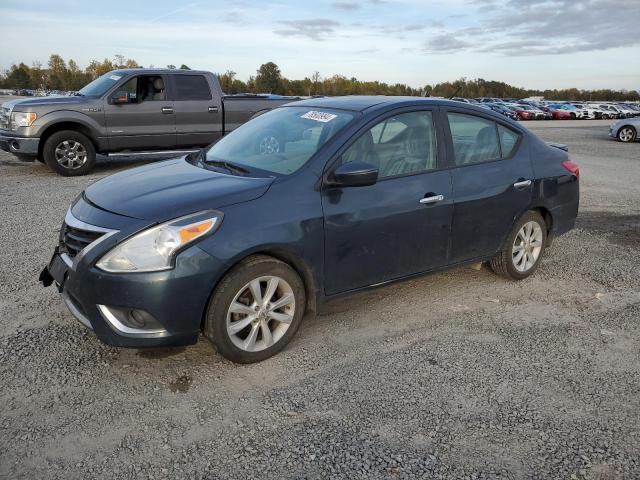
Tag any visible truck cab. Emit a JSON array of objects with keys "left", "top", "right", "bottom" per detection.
[{"left": 0, "top": 69, "right": 298, "bottom": 176}]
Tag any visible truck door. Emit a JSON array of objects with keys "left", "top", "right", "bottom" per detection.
[
  {"left": 169, "top": 74, "right": 223, "bottom": 148},
  {"left": 104, "top": 74, "right": 176, "bottom": 150}
]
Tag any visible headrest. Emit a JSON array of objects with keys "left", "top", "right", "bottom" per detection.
[{"left": 152, "top": 77, "right": 164, "bottom": 90}]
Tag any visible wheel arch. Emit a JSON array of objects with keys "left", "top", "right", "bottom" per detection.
[
  {"left": 199, "top": 246, "right": 319, "bottom": 329},
  {"left": 38, "top": 121, "right": 99, "bottom": 159}
]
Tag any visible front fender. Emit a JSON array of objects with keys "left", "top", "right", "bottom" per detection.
[{"left": 30, "top": 109, "right": 106, "bottom": 139}]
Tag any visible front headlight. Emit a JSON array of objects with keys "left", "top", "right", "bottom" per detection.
[
  {"left": 96, "top": 211, "right": 222, "bottom": 273},
  {"left": 11, "top": 111, "right": 37, "bottom": 129}
]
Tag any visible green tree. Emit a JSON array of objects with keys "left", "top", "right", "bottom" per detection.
[
  {"left": 47, "top": 54, "right": 68, "bottom": 89},
  {"left": 179, "top": 64, "right": 190, "bottom": 70},
  {"left": 255, "top": 62, "right": 282, "bottom": 94}
]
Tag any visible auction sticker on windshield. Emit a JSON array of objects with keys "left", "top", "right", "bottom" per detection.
[
  {"left": 109, "top": 75, "right": 122, "bottom": 81},
  {"left": 301, "top": 111, "right": 337, "bottom": 123}
]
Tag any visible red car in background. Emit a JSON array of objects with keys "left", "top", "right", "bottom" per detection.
[
  {"left": 507, "top": 106, "right": 535, "bottom": 120},
  {"left": 549, "top": 108, "right": 571, "bottom": 120}
]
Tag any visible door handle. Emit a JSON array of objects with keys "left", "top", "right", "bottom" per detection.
[
  {"left": 161, "top": 107, "right": 174, "bottom": 114},
  {"left": 513, "top": 180, "right": 532, "bottom": 188},
  {"left": 208, "top": 106, "right": 219, "bottom": 113},
  {"left": 420, "top": 194, "right": 444, "bottom": 205}
]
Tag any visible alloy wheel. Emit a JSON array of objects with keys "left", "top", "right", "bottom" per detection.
[
  {"left": 55, "top": 140, "right": 87, "bottom": 169},
  {"left": 226, "top": 275, "right": 295, "bottom": 352},
  {"left": 618, "top": 128, "right": 635, "bottom": 142},
  {"left": 512, "top": 221, "right": 543, "bottom": 273}
]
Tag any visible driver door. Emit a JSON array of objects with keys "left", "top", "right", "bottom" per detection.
[
  {"left": 322, "top": 109, "right": 453, "bottom": 295},
  {"left": 104, "top": 74, "right": 176, "bottom": 151}
]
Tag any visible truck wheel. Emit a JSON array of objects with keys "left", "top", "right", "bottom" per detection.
[{"left": 43, "top": 130, "right": 96, "bottom": 176}]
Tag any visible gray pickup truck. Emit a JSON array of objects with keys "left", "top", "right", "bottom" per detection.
[{"left": 0, "top": 69, "right": 298, "bottom": 176}]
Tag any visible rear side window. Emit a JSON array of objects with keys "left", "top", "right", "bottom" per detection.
[
  {"left": 447, "top": 113, "right": 500, "bottom": 165},
  {"left": 172, "top": 75, "right": 211, "bottom": 101},
  {"left": 498, "top": 125, "right": 520, "bottom": 157}
]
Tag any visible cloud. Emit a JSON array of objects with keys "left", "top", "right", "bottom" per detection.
[
  {"left": 332, "top": 1, "right": 361, "bottom": 9},
  {"left": 274, "top": 19, "right": 341, "bottom": 41},
  {"left": 429, "top": 0, "right": 640, "bottom": 55},
  {"left": 423, "top": 33, "right": 472, "bottom": 53}
]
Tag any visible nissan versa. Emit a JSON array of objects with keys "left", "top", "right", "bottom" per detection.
[{"left": 40, "top": 97, "right": 580, "bottom": 363}]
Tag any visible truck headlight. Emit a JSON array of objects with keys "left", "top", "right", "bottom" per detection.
[
  {"left": 96, "top": 211, "right": 222, "bottom": 273},
  {"left": 11, "top": 111, "right": 37, "bottom": 129}
]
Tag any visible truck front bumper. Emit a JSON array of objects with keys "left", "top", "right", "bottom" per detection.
[{"left": 0, "top": 129, "right": 40, "bottom": 156}]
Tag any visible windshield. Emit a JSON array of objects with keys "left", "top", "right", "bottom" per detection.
[
  {"left": 204, "top": 106, "right": 355, "bottom": 175},
  {"left": 78, "top": 72, "right": 125, "bottom": 97}
]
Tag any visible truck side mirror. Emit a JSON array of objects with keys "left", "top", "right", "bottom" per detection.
[{"left": 111, "top": 92, "right": 129, "bottom": 105}]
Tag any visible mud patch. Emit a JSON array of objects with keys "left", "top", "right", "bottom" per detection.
[
  {"left": 169, "top": 375, "right": 192, "bottom": 393},
  {"left": 576, "top": 211, "right": 640, "bottom": 247},
  {"left": 137, "top": 346, "right": 186, "bottom": 359}
]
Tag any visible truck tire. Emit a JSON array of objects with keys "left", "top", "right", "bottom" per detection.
[{"left": 43, "top": 130, "right": 96, "bottom": 176}]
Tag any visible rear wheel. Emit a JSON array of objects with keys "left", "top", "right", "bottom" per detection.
[
  {"left": 490, "top": 211, "right": 547, "bottom": 280},
  {"left": 203, "top": 255, "right": 306, "bottom": 363},
  {"left": 617, "top": 126, "right": 637, "bottom": 143},
  {"left": 43, "top": 130, "right": 96, "bottom": 176}
]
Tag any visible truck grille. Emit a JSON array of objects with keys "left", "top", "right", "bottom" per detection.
[
  {"left": 0, "top": 106, "right": 10, "bottom": 130},
  {"left": 60, "top": 223, "right": 104, "bottom": 258}
]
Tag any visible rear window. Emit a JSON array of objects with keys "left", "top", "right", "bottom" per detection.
[
  {"left": 172, "top": 75, "right": 211, "bottom": 101},
  {"left": 498, "top": 125, "right": 520, "bottom": 157}
]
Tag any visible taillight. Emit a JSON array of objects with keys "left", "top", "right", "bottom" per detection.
[{"left": 562, "top": 160, "right": 580, "bottom": 179}]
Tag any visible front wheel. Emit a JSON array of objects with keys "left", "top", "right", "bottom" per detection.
[
  {"left": 490, "top": 211, "right": 547, "bottom": 280},
  {"left": 617, "top": 126, "right": 637, "bottom": 143},
  {"left": 203, "top": 255, "right": 306, "bottom": 363},
  {"left": 43, "top": 130, "right": 96, "bottom": 176}
]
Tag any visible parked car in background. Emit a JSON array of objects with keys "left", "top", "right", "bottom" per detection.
[
  {"left": 40, "top": 96, "right": 579, "bottom": 363},
  {"left": 506, "top": 105, "right": 535, "bottom": 120},
  {"left": 486, "top": 103, "right": 519, "bottom": 120},
  {"left": 548, "top": 104, "right": 579, "bottom": 119},
  {"left": 597, "top": 104, "right": 620, "bottom": 119},
  {"left": 610, "top": 117, "right": 639, "bottom": 142},
  {"left": 548, "top": 107, "right": 572, "bottom": 120},
  {"left": 0, "top": 69, "right": 299, "bottom": 176}
]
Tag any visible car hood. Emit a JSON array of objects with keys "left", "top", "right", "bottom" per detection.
[
  {"left": 84, "top": 158, "right": 275, "bottom": 222},
  {"left": 4, "top": 96, "right": 91, "bottom": 110}
]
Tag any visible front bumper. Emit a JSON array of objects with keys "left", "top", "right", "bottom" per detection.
[
  {"left": 0, "top": 129, "right": 39, "bottom": 156},
  {"left": 40, "top": 205, "right": 226, "bottom": 348}
]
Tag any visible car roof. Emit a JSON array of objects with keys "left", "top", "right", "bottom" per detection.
[
  {"left": 110, "top": 68, "right": 211, "bottom": 75},
  {"left": 284, "top": 95, "right": 497, "bottom": 114}
]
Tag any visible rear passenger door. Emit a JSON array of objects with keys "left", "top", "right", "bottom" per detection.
[
  {"left": 169, "top": 74, "right": 223, "bottom": 148},
  {"left": 444, "top": 110, "right": 533, "bottom": 263}
]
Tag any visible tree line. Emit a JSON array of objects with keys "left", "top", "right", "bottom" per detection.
[{"left": 1, "top": 54, "right": 638, "bottom": 102}]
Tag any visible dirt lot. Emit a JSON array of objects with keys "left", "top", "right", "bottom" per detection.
[{"left": 1, "top": 121, "right": 639, "bottom": 479}]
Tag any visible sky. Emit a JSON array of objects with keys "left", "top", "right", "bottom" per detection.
[{"left": 1, "top": 0, "right": 639, "bottom": 91}]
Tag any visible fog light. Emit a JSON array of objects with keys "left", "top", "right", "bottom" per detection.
[{"left": 97, "top": 305, "right": 167, "bottom": 336}]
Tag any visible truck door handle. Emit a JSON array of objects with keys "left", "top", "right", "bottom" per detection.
[
  {"left": 420, "top": 194, "right": 444, "bottom": 205},
  {"left": 161, "top": 107, "right": 174, "bottom": 114},
  {"left": 513, "top": 179, "right": 532, "bottom": 189},
  {"left": 208, "top": 106, "right": 219, "bottom": 113}
]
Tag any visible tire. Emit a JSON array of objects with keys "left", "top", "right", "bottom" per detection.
[
  {"left": 570, "top": 113, "right": 576, "bottom": 119},
  {"left": 203, "top": 255, "right": 306, "bottom": 363},
  {"left": 490, "top": 211, "right": 547, "bottom": 281},
  {"left": 43, "top": 130, "right": 96, "bottom": 176},
  {"left": 617, "top": 126, "right": 637, "bottom": 143}
]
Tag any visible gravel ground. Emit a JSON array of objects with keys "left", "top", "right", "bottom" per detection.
[{"left": 1, "top": 121, "right": 639, "bottom": 479}]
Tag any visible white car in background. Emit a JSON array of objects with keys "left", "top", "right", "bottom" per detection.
[
  {"left": 571, "top": 103, "right": 603, "bottom": 119},
  {"left": 597, "top": 104, "right": 620, "bottom": 119}
]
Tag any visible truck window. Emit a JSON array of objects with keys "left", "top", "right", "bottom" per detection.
[{"left": 173, "top": 75, "right": 212, "bottom": 101}]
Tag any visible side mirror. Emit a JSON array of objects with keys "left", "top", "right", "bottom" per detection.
[
  {"left": 111, "top": 91, "right": 129, "bottom": 105},
  {"left": 330, "top": 161, "right": 378, "bottom": 188}
]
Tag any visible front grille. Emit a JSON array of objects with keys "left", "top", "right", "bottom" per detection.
[
  {"left": 0, "top": 107, "right": 10, "bottom": 130},
  {"left": 60, "top": 223, "right": 104, "bottom": 258}
]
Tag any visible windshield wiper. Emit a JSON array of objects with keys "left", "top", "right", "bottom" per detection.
[{"left": 204, "top": 158, "right": 249, "bottom": 176}]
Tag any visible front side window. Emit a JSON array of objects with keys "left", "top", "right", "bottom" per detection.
[
  {"left": 447, "top": 113, "right": 500, "bottom": 165},
  {"left": 341, "top": 111, "right": 437, "bottom": 179},
  {"left": 203, "top": 107, "right": 354, "bottom": 175},
  {"left": 173, "top": 75, "right": 212, "bottom": 101}
]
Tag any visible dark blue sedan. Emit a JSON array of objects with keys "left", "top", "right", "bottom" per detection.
[{"left": 41, "top": 96, "right": 580, "bottom": 363}]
